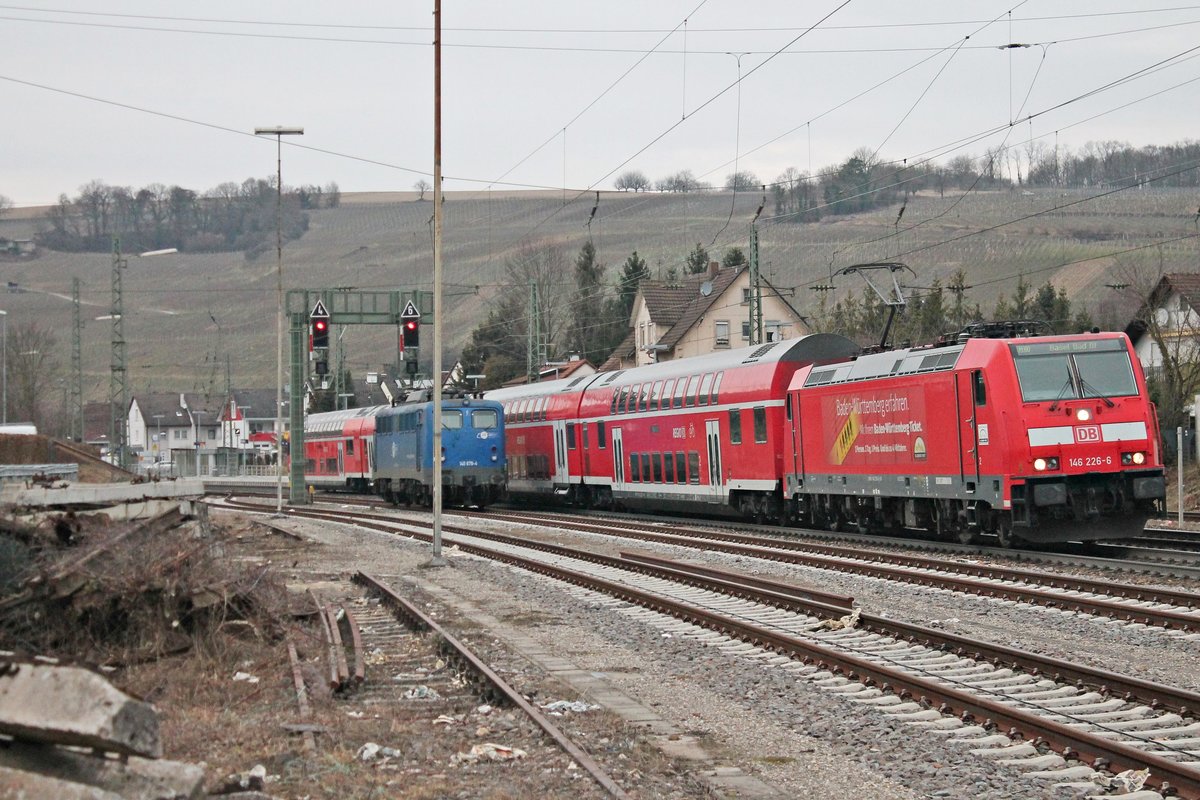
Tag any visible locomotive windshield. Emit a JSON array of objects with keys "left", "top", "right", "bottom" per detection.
[
  {"left": 1010, "top": 339, "right": 1138, "bottom": 402},
  {"left": 472, "top": 408, "right": 499, "bottom": 429}
]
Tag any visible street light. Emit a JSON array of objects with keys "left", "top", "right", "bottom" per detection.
[
  {"left": 0, "top": 309, "right": 7, "bottom": 425},
  {"left": 194, "top": 410, "right": 205, "bottom": 477},
  {"left": 254, "top": 125, "right": 304, "bottom": 514}
]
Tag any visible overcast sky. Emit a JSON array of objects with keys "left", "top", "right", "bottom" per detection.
[{"left": 4, "top": 1, "right": 1200, "bottom": 207}]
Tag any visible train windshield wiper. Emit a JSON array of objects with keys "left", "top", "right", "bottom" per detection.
[
  {"left": 1078, "top": 376, "right": 1116, "bottom": 407},
  {"left": 1047, "top": 374, "right": 1075, "bottom": 411}
]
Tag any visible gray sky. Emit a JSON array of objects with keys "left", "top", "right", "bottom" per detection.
[{"left": 4, "top": 1, "right": 1200, "bottom": 207}]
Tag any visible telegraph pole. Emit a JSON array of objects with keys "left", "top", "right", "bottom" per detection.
[
  {"left": 70, "top": 277, "right": 83, "bottom": 442},
  {"left": 429, "top": 0, "right": 447, "bottom": 566}
]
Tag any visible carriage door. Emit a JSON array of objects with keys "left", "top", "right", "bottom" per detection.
[
  {"left": 705, "top": 419, "right": 723, "bottom": 501},
  {"left": 956, "top": 371, "right": 981, "bottom": 492},
  {"left": 552, "top": 420, "right": 569, "bottom": 485},
  {"left": 611, "top": 427, "right": 625, "bottom": 491}
]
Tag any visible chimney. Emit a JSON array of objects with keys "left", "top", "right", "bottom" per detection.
[{"left": 707, "top": 260, "right": 720, "bottom": 280}]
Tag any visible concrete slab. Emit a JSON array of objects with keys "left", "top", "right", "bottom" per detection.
[
  {"left": 0, "top": 765, "right": 125, "bottom": 800},
  {"left": 0, "top": 663, "right": 161, "bottom": 758},
  {"left": 0, "top": 741, "right": 205, "bottom": 800},
  {"left": 1, "top": 478, "right": 204, "bottom": 507}
]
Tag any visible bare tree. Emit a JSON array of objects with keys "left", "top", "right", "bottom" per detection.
[
  {"left": 614, "top": 170, "right": 650, "bottom": 192},
  {"left": 1113, "top": 252, "right": 1200, "bottom": 433},
  {"left": 724, "top": 171, "right": 760, "bottom": 191},
  {"left": 6, "top": 322, "right": 62, "bottom": 431},
  {"left": 413, "top": 179, "right": 431, "bottom": 201}
]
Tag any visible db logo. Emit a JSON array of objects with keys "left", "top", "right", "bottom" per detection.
[{"left": 1074, "top": 425, "right": 1101, "bottom": 443}]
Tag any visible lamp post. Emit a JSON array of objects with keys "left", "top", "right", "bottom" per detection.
[
  {"left": 254, "top": 125, "right": 304, "bottom": 515},
  {"left": 194, "top": 410, "right": 205, "bottom": 477},
  {"left": 0, "top": 309, "right": 7, "bottom": 425}
]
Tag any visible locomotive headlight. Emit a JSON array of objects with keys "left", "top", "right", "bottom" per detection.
[
  {"left": 1122, "top": 451, "right": 1146, "bottom": 465},
  {"left": 1034, "top": 458, "right": 1048, "bottom": 471},
  {"left": 1133, "top": 451, "right": 1145, "bottom": 464},
  {"left": 491, "top": 446, "right": 498, "bottom": 462},
  {"left": 1076, "top": 408, "right": 1091, "bottom": 422}
]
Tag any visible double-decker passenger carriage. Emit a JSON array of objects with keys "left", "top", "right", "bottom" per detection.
[
  {"left": 784, "top": 329, "right": 1166, "bottom": 545},
  {"left": 372, "top": 397, "right": 506, "bottom": 508},
  {"left": 304, "top": 405, "right": 383, "bottom": 492},
  {"left": 487, "top": 334, "right": 858, "bottom": 520}
]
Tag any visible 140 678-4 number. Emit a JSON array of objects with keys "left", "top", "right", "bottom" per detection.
[{"left": 1068, "top": 455, "right": 1112, "bottom": 468}]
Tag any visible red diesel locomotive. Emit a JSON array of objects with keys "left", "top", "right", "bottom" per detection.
[
  {"left": 784, "top": 330, "right": 1165, "bottom": 545},
  {"left": 488, "top": 327, "right": 1165, "bottom": 546}
]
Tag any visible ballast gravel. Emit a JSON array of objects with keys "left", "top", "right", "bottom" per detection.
[{"left": 256, "top": 508, "right": 1192, "bottom": 799}]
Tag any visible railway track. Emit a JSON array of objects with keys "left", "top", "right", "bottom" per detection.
[
  {"left": 474, "top": 508, "right": 1200, "bottom": 634},
  {"left": 285, "top": 572, "right": 628, "bottom": 798},
  {"left": 219, "top": 496, "right": 1200, "bottom": 798}
]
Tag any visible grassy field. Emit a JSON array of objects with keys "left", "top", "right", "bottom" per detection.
[{"left": 1, "top": 185, "right": 1196, "bottom": 405}]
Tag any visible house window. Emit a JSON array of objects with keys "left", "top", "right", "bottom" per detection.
[
  {"left": 741, "top": 322, "right": 751, "bottom": 340},
  {"left": 742, "top": 287, "right": 751, "bottom": 304},
  {"left": 715, "top": 321, "right": 730, "bottom": 348}
]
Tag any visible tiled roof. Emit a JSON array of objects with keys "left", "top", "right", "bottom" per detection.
[
  {"left": 639, "top": 282, "right": 695, "bottom": 327},
  {"left": 132, "top": 392, "right": 186, "bottom": 421},
  {"left": 656, "top": 266, "right": 744, "bottom": 350},
  {"left": 599, "top": 330, "right": 635, "bottom": 371},
  {"left": 1161, "top": 273, "right": 1200, "bottom": 309}
]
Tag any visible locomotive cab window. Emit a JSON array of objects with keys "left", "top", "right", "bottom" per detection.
[
  {"left": 442, "top": 410, "right": 463, "bottom": 429},
  {"left": 473, "top": 408, "right": 498, "bottom": 429},
  {"left": 973, "top": 371, "right": 987, "bottom": 406},
  {"left": 1010, "top": 339, "right": 1137, "bottom": 402}
]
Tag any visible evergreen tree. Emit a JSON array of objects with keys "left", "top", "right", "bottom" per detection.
[
  {"left": 685, "top": 242, "right": 710, "bottom": 274},
  {"left": 617, "top": 250, "right": 650, "bottom": 321},
  {"left": 722, "top": 247, "right": 747, "bottom": 269}
]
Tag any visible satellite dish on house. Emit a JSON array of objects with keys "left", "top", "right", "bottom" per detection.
[{"left": 700, "top": 280, "right": 713, "bottom": 297}]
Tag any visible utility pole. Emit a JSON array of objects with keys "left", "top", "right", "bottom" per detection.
[
  {"left": 109, "top": 238, "right": 128, "bottom": 471},
  {"left": 748, "top": 225, "right": 762, "bottom": 345},
  {"left": 430, "top": 0, "right": 447, "bottom": 566},
  {"left": 527, "top": 280, "right": 540, "bottom": 384},
  {"left": 70, "top": 277, "right": 83, "bottom": 442}
]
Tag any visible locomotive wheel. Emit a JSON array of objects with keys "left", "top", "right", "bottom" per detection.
[{"left": 995, "top": 520, "right": 1015, "bottom": 548}]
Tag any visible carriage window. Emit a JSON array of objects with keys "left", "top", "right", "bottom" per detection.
[
  {"left": 566, "top": 423, "right": 576, "bottom": 450},
  {"left": 539, "top": 396, "right": 548, "bottom": 420},
  {"left": 652, "top": 453, "right": 663, "bottom": 482},
  {"left": 581, "top": 423, "right": 588, "bottom": 449},
  {"left": 641, "top": 453, "right": 651, "bottom": 481},
  {"left": 442, "top": 410, "right": 463, "bottom": 429},
  {"left": 597, "top": 421, "right": 606, "bottom": 449},
  {"left": 661, "top": 379, "right": 675, "bottom": 410},
  {"left": 663, "top": 452, "right": 675, "bottom": 482},
  {"left": 473, "top": 408, "right": 498, "bottom": 429},
  {"left": 684, "top": 376, "right": 700, "bottom": 407},
  {"left": 672, "top": 379, "right": 687, "bottom": 408},
  {"left": 629, "top": 453, "right": 641, "bottom": 482},
  {"left": 697, "top": 373, "right": 714, "bottom": 406},
  {"left": 710, "top": 372, "right": 723, "bottom": 405},
  {"left": 687, "top": 451, "right": 701, "bottom": 484},
  {"left": 650, "top": 380, "right": 664, "bottom": 411},
  {"left": 675, "top": 452, "right": 686, "bottom": 483},
  {"left": 729, "top": 409, "right": 742, "bottom": 444},
  {"left": 610, "top": 390, "right": 619, "bottom": 415},
  {"left": 753, "top": 407, "right": 767, "bottom": 443},
  {"left": 618, "top": 386, "right": 631, "bottom": 414},
  {"left": 345, "top": 438, "right": 355, "bottom": 455},
  {"left": 640, "top": 384, "right": 652, "bottom": 412}
]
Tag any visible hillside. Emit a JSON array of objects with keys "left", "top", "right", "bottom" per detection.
[{"left": 0, "top": 186, "right": 1194, "bottom": 406}]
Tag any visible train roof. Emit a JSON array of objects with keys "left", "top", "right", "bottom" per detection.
[
  {"left": 797, "top": 331, "right": 1130, "bottom": 389},
  {"left": 486, "top": 333, "right": 857, "bottom": 401},
  {"left": 375, "top": 396, "right": 502, "bottom": 415},
  {"left": 305, "top": 405, "right": 385, "bottom": 434}
]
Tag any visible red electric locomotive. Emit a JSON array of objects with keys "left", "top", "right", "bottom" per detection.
[
  {"left": 486, "top": 334, "right": 859, "bottom": 519},
  {"left": 304, "top": 405, "right": 382, "bottom": 492},
  {"left": 783, "top": 329, "right": 1166, "bottom": 545}
]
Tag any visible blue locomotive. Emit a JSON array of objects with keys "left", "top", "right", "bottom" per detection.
[{"left": 372, "top": 397, "right": 506, "bottom": 508}]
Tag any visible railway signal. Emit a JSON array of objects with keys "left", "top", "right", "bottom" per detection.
[
  {"left": 310, "top": 299, "right": 330, "bottom": 351},
  {"left": 400, "top": 300, "right": 421, "bottom": 352}
]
